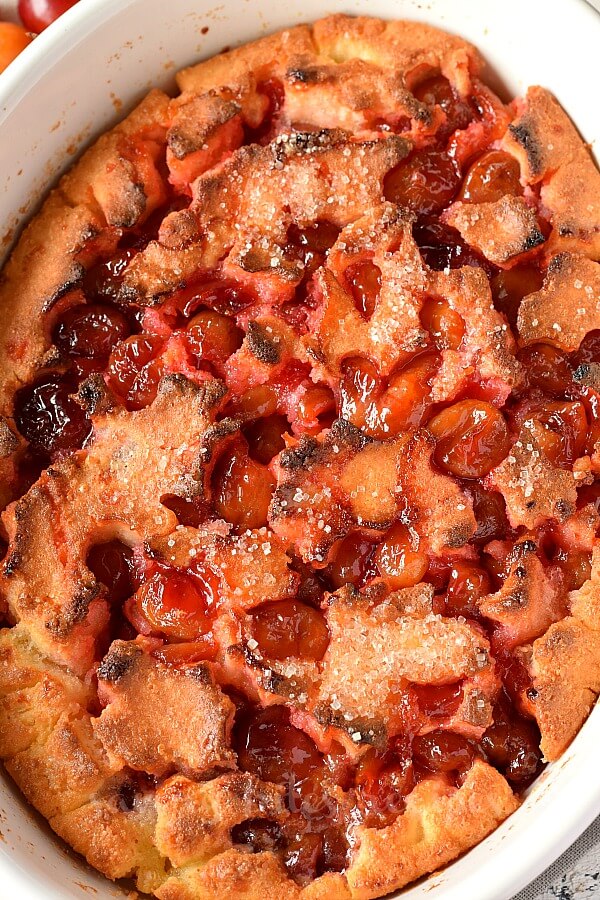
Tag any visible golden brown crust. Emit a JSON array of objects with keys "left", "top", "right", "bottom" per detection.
[
  {"left": 479, "top": 538, "right": 562, "bottom": 649},
  {"left": 0, "top": 376, "right": 224, "bottom": 672},
  {"left": 94, "top": 642, "right": 236, "bottom": 776},
  {"left": 345, "top": 761, "right": 518, "bottom": 899},
  {"left": 155, "top": 772, "right": 286, "bottom": 867},
  {"left": 52, "top": 792, "right": 167, "bottom": 892},
  {"left": 399, "top": 430, "right": 476, "bottom": 553},
  {"left": 443, "top": 196, "right": 545, "bottom": 266},
  {"left": 486, "top": 420, "right": 579, "bottom": 529},
  {"left": 315, "top": 587, "right": 493, "bottom": 748},
  {"left": 517, "top": 253, "right": 600, "bottom": 350},
  {"left": 503, "top": 86, "right": 600, "bottom": 259},
  {"left": 1, "top": 15, "right": 599, "bottom": 900},
  {"left": 529, "top": 617, "right": 600, "bottom": 760}
]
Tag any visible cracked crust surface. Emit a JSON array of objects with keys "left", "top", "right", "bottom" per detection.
[{"left": 0, "top": 13, "right": 598, "bottom": 900}]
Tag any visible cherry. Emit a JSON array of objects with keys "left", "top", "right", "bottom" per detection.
[
  {"left": 443, "top": 562, "right": 491, "bottom": 617},
  {"left": 185, "top": 309, "right": 243, "bottom": 369},
  {"left": 86, "top": 540, "right": 136, "bottom": 603},
  {"left": 345, "top": 260, "right": 381, "bottom": 320},
  {"left": 15, "top": 373, "right": 92, "bottom": 455},
  {"left": 481, "top": 698, "right": 542, "bottom": 786},
  {"left": 413, "top": 218, "right": 493, "bottom": 275},
  {"left": 420, "top": 297, "right": 465, "bottom": 350},
  {"left": 518, "top": 344, "right": 573, "bottom": 396},
  {"left": 82, "top": 248, "right": 137, "bottom": 304},
  {"left": 18, "top": 0, "right": 79, "bottom": 32},
  {"left": 296, "top": 384, "right": 336, "bottom": 434},
  {"left": 250, "top": 600, "right": 329, "bottom": 661},
  {"left": 384, "top": 148, "right": 461, "bottom": 216},
  {"left": 340, "top": 353, "right": 439, "bottom": 438},
  {"left": 491, "top": 264, "right": 543, "bottom": 328},
  {"left": 53, "top": 304, "right": 131, "bottom": 364},
  {"left": 287, "top": 221, "right": 340, "bottom": 280},
  {"left": 355, "top": 742, "right": 415, "bottom": 827},
  {"left": 106, "top": 334, "right": 164, "bottom": 410},
  {"left": 212, "top": 440, "right": 275, "bottom": 529},
  {"left": 243, "top": 414, "right": 287, "bottom": 464},
  {"left": 413, "top": 75, "right": 473, "bottom": 136},
  {"left": 245, "top": 78, "right": 285, "bottom": 144},
  {"left": 176, "top": 279, "right": 256, "bottom": 319},
  {"left": 328, "top": 533, "right": 377, "bottom": 589},
  {"left": 234, "top": 706, "right": 323, "bottom": 802},
  {"left": 572, "top": 330, "right": 600, "bottom": 368},
  {"left": 412, "top": 682, "right": 464, "bottom": 719},
  {"left": 228, "top": 384, "right": 279, "bottom": 420},
  {"left": 412, "top": 731, "right": 476, "bottom": 777},
  {"left": 231, "top": 818, "right": 284, "bottom": 853},
  {"left": 131, "top": 566, "right": 217, "bottom": 640},
  {"left": 427, "top": 400, "right": 511, "bottom": 478},
  {"left": 464, "top": 482, "right": 510, "bottom": 545},
  {"left": 577, "top": 480, "right": 600, "bottom": 517},
  {"left": 0, "top": 22, "right": 32, "bottom": 73},
  {"left": 374, "top": 523, "right": 429, "bottom": 589},
  {"left": 459, "top": 150, "right": 522, "bottom": 204},
  {"left": 152, "top": 636, "right": 217, "bottom": 665}
]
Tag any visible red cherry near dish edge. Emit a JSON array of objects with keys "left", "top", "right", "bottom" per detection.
[{"left": 18, "top": 0, "right": 79, "bottom": 33}]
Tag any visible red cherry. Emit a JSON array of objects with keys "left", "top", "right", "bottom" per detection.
[{"left": 19, "top": 0, "right": 79, "bottom": 33}]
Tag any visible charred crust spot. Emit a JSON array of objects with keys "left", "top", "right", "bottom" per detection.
[
  {"left": 245, "top": 322, "right": 281, "bottom": 365},
  {"left": 508, "top": 121, "right": 542, "bottom": 176},
  {"left": 279, "top": 437, "right": 320, "bottom": 470},
  {"left": 196, "top": 378, "right": 228, "bottom": 413},
  {"left": 77, "top": 375, "right": 113, "bottom": 415},
  {"left": 286, "top": 66, "right": 324, "bottom": 85},
  {"left": 523, "top": 228, "right": 545, "bottom": 252},
  {"left": 186, "top": 663, "right": 212, "bottom": 684},
  {"left": 313, "top": 705, "right": 387, "bottom": 748},
  {"left": 329, "top": 417, "right": 371, "bottom": 450},
  {"left": 555, "top": 498, "right": 574, "bottom": 520},
  {"left": 97, "top": 643, "right": 141, "bottom": 683},
  {"left": 445, "top": 522, "right": 473, "bottom": 549},
  {"left": 42, "top": 263, "right": 86, "bottom": 313},
  {"left": 200, "top": 418, "right": 240, "bottom": 463},
  {"left": 46, "top": 580, "right": 102, "bottom": 636}
]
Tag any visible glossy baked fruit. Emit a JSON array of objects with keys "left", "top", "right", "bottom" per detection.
[{"left": 0, "top": 14, "right": 599, "bottom": 900}]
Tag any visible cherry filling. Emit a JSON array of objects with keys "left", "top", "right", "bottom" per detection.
[
  {"left": 233, "top": 705, "right": 348, "bottom": 880},
  {"left": 106, "top": 334, "right": 165, "bottom": 410},
  {"left": 340, "top": 352, "right": 439, "bottom": 438},
  {"left": 413, "top": 218, "right": 494, "bottom": 275},
  {"left": 126, "top": 562, "right": 218, "bottom": 640},
  {"left": 14, "top": 373, "right": 92, "bottom": 455},
  {"left": 9, "top": 62, "right": 587, "bottom": 881},
  {"left": 212, "top": 438, "right": 275, "bottom": 529},
  {"left": 87, "top": 540, "right": 136, "bottom": 603},
  {"left": 250, "top": 600, "right": 330, "bottom": 661},
  {"left": 459, "top": 150, "right": 522, "bottom": 204},
  {"left": 427, "top": 400, "right": 511, "bottom": 478},
  {"left": 53, "top": 303, "right": 131, "bottom": 367},
  {"left": 384, "top": 148, "right": 461, "bottom": 216},
  {"left": 412, "top": 75, "right": 474, "bottom": 137},
  {"left": 345, "top": 260, "right": 382, "bottom": 320}
]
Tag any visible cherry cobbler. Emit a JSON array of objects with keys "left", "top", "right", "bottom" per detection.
[{"left": 0, "top": 14, "right": 599, "bottom": 900}]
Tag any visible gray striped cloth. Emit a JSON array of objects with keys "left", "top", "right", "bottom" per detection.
[{"left": 514, "top": 818, "right": 600, "bottom": 899}]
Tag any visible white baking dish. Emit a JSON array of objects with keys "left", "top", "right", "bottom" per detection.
[{"left": 0, "top": 0, "right": 599, "bottom": 897}]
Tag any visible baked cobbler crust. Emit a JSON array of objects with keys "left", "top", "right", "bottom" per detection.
[{"left": 0, "top": 14, "right": 599, "bottom": 900}]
